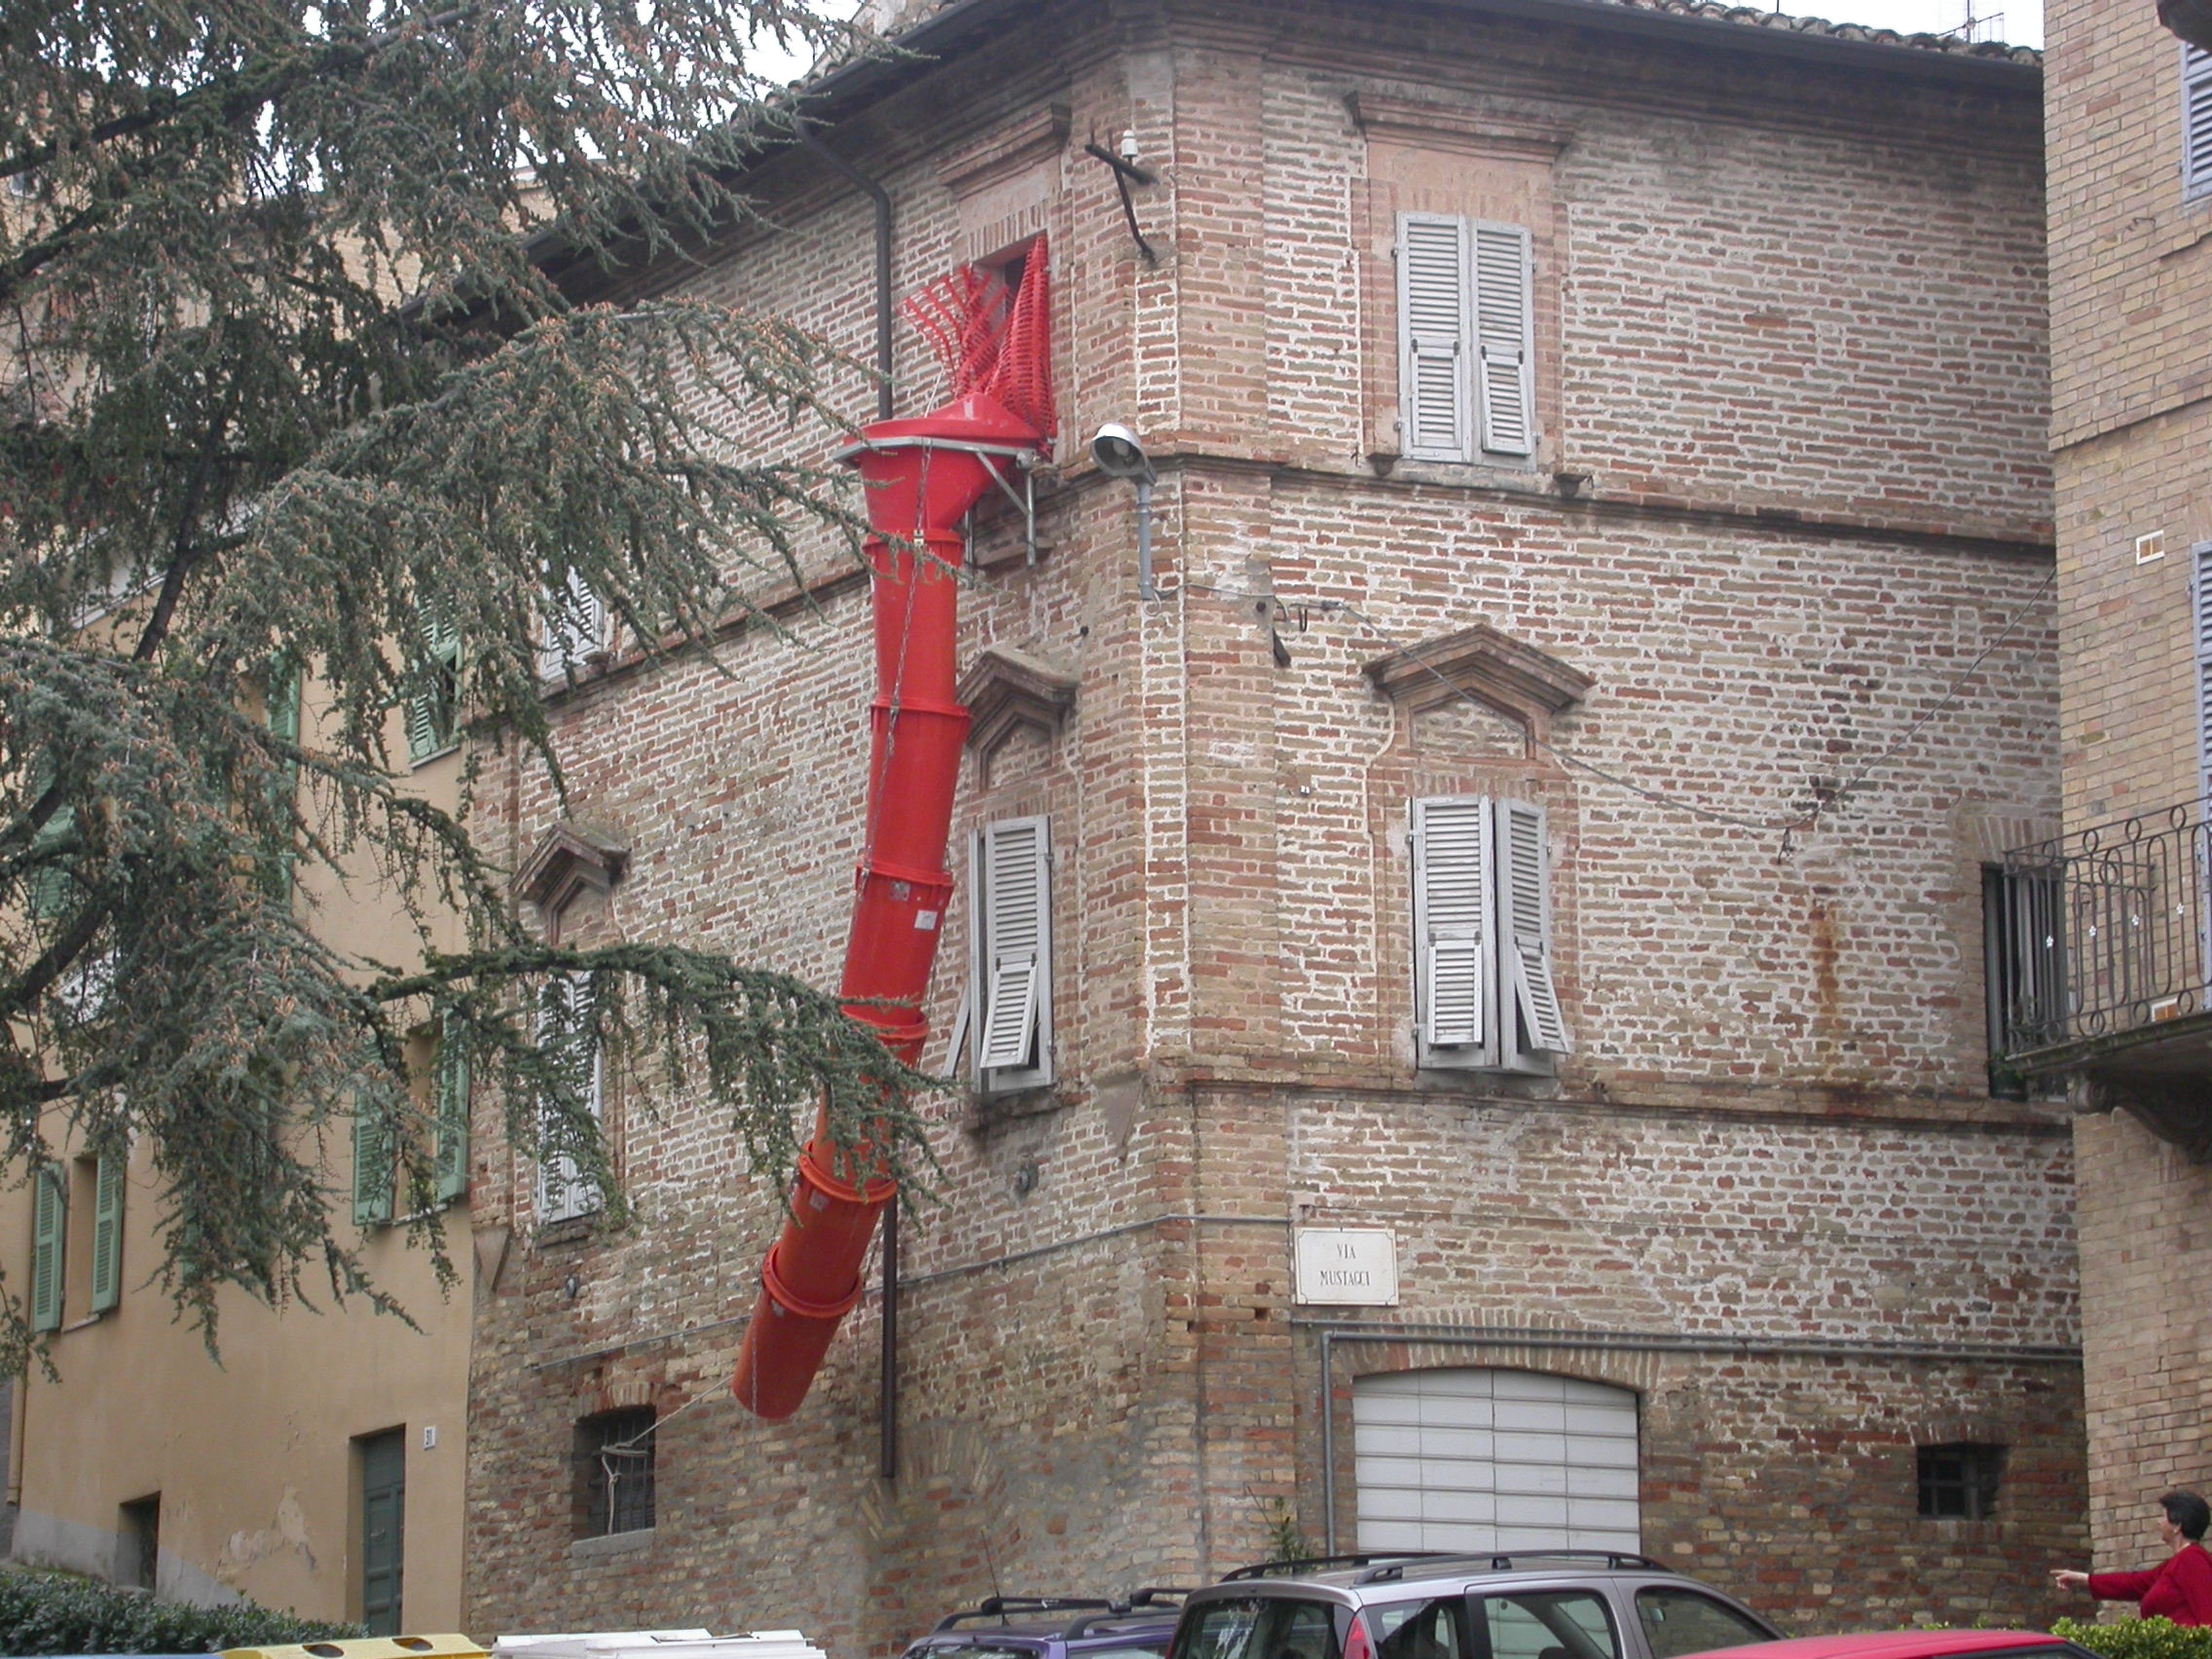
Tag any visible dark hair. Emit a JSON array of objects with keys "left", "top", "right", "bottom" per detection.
[{"left": 2161, "top": 1491, "right": 2211, "bottom": 1541}]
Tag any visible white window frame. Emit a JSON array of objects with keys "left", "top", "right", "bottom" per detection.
[
  {"left": 2186, "top": 46, "right": 2212, "bottom": 203},
  {"left": 1412, "top": 795, "right": 1570, "bottom": 1072},
  {"left": 970, "top": 815, "right": 1054, "bottom": 1094},
  {"left": 1395, "top": 213, "right": 1537, "bottom": 464},
  {"left": 536, "top": 973, "right": 604, "bottom": 1224}
]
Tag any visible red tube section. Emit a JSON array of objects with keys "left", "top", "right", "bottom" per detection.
[{"left": 730, "top": 395, "right": 1042, "bottom": 1420}]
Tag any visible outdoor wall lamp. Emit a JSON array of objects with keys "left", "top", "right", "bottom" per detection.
[{"left": 1092, "top": 422, "right": 1159, "bottom": 600}]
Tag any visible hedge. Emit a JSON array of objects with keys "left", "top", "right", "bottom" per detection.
[
  {"left": 2053, "top": 1619, "right": 2212, "bottom": 1659},
  {"left": 0, "top": 1567, "right": 365, "bottom": 1654}
]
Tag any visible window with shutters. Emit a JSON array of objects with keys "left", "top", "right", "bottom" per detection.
[
  {"left": 1396, "top": 213, "right": 1536, "bottom": 464},
  {"left": 538, "top": 566, "right": 608, "bottom": 688},
  {"left": 352, "top": 1095, "right": 393, "bottom": 1230},
  {"left": 434, "top": 1014, "right": 470, "bottom": 1205},
  {"left": 30, "top": 1161, "right": 64, "bottom": 1333},
  {"left": 1412, "top": 796, "right": 1570, "bottom": 1071},
  {"left": 406, "top": 614, "right": 461, "bottom": 764},
  {"left": 536, "top": 974, "right": 604, "bottom": 1224},
  {"left": 84, "top": 1150, "right": 122, "bottom": 1318},
  {"left": 2186, "top": 47, "right": 2212, "bottom": 201},
  {"left": 970, "top": 816, "right": 1053, "bottom": 1093}
]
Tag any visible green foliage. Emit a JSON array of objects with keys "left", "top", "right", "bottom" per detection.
[
  {"left": 0, "top": 1566, "right": 362, "bottom": 1654},
  {"left": 2053, "top": 1618, "right": 2212, "bottom": 1659},
  {"left": 0, "top": 0, "right": 938, "bottom": 1366}
]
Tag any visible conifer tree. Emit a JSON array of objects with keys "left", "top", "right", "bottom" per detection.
[{"left": 0, "top": 0, "right": 926, "bottom": 1363}]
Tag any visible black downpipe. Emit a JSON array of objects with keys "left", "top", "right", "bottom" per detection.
[
  {"left": 797, "top": 127, "right": 899, "bottom": 1481},
  {"left": 799, "top": 129, "right": 896, "bottom": 424}
]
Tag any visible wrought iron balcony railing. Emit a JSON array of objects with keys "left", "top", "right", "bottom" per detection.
[{"left": 1993, "top": 796, "right": 2212, "bottom": 1063}]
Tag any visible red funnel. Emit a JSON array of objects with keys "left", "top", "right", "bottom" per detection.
[{"left": 731, "top": 391, "right": 1040, "bottom": 1420}]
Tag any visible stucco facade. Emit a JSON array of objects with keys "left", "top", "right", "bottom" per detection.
[
  {"left": 457, "top": 2, "right": 2083, "bottom": 1650},
  {"left": 2, "top": 704, "right": 475, "bottom": 1630}
]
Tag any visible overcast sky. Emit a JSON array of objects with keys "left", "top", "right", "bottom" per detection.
[{"left": 1797, "top": 0, "right": 2042, "bottom": 47}]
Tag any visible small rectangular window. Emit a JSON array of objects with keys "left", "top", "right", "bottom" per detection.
[
  {"left": 1983, "top": 863, "right": 2065, "bottom": 1092},
  {"left": 1395, "top": 214, "right": 1536, "bottom": 463},
  {"left": 1412, "top": 796, "right": 1568, "bottom": 1072},
  {"left": 1918, "top": 1443, "right": 2003, "bottom": 1520},
  {"left": 117, "top": 1493, "right": 160, "bottom": 1592},
  {"left": 537, "top": 975, "right": 603, "bottom": 1224},
  {"left": 575, "top": 1408, "right": 655, "bottom": 1536},
  {"left": 537, "top": 567, "right": 608, "bottom": 687},
  {"left": 2186, "top": 47, "right": 2212, "bottom": 201}
]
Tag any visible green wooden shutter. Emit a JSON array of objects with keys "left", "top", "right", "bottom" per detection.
[
  {"left": 30, "top": 1163, "right": 64, "bottom": 1332},
  {"left": 434, "top": 1017, "right": 470, "bottom": 1204},
  {"left": 352, "top": 1101, "right": 392, "bottom": 1228},
  {"left": 90, "top": 1151, "right": 124, "bottom": 1313},
  {"left": 406, "top": 616, "right": 461, "bottom": 763},
  {"left": 25, "top": 804, "right": 76, "bottom": 920}
]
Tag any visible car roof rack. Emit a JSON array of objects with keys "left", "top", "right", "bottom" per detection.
[
  {"left": 1221, "top": 1553, "right": 1451, "bottom": 1582},
  {"left": 1063, "top": 1591, "right": 1196, "bottom": 1640},
  {"left": 933, "top": 1593, "right": 1195, "bottom": 1640},
  {"left": 1354, "top": 1551, "right": 1667, "bottom": 1585},
  {"left": 933, "top": 1600, "right": 1116, "bottom": 1634}
]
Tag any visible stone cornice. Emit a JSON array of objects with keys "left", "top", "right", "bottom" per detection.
[
  {"left": 939, "top": 102, "right": 1072, "bottom": 198},
  {"left": 516, "top": 822, "right": 630, "bottom": 916},
  {"left": 1363, "top": 621, "right": 1592, "bottom": 720},
  {"left": 1345, "top": 92, "right": 1571, "bottom": 160},
  {"left": 957, "top": 643, "right": 1079, "bottom": 757}
]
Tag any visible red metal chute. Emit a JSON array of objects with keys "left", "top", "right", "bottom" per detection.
[{"left": 730, "top": 243, "right": 1054, "bottom": 1420}]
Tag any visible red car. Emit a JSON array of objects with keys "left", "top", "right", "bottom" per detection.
[{"left": 1685, "top": 1633, "right": 2096, "bottom": 1659}]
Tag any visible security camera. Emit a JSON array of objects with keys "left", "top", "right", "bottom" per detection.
[{"left": 1091, "top": 423, "right": 1155, "bottom": 483}]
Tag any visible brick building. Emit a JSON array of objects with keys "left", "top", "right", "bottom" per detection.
[
  {"left": 1996, "top": 0, "right": 2212, "bottom": 1584},
  {"left": 461, "top": 0, "right": 2083, "bottom": 1646}
]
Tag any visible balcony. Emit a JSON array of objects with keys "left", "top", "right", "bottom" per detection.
[{"left": 1994, "top": 796, "right": 2212, "bottom": 1156}]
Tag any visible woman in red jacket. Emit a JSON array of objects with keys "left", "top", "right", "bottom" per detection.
[{"left": 2052, "top": 1490, "right": 2212, "bottom": 1626}]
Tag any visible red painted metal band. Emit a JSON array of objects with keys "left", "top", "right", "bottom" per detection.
[{"left": 759, "top": 1241, "right": 866, "bottom": 1322}]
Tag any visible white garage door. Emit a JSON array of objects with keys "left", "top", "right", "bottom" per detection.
[{"left": 1353, "top": 1368, "right": 1641, "bottom": 1554}]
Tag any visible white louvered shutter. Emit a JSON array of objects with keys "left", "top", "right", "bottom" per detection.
[
  {"left": 1398, "top": 214, "right": 1473, "bottom": 461},
  {"left": 1414, "top": 796, "right": 1494, "bottom": 1063},
  {"left": 2195, "top": 544, "right": 2212, "bottom": 805},
  {"left": 974, "top": 817, "right": 1052, "bottom": 1086},
  {"left": 1473, "top": 223, "right": 1535, "bottom": 458},
  {"left": 90, "top": 1150, "right": 124, "bottom": 1313},
  {"left": 30, "top": 1163, "right": 63, "bottom": 1332},
  {"left": 2187, "top": 48, "right": 2212, "bottom": 200},
  {"left": 1500, "top": 800, "right": 1571, "bottom": 1054},
  {"left": 538, "top": 568, "right": 607, "bottom": 684},
  {"left": 537, "top": 974, "right": 604, "bottom": 1222}
]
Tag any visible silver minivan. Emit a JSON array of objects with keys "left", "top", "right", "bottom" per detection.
[{"left": 1169, "top": 1553, "right": 1781, "bottom": 1659}]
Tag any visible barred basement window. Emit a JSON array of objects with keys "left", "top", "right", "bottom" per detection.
[
  {"left": 575, "top": 1408, "right": 654, "bottom": 1536},
  {"left": 1918, "top": 1443, "right": 2003, "bottom": 1520}
]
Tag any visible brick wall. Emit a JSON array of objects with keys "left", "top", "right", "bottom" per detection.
[
  {"left": 463, "top": 2, "right": 2080, "bottom": 1649},
  {"left": 2044, "top": 0, "right": 2212, "bottom": 1573}
]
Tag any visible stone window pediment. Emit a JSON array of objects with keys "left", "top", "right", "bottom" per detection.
[
  {"left": 1363, "top": 621, "right": 1592, "bottom": 740},
  {"left": 958, "top": 644, "right": 1078, "bottom": 765},
  {"left": 517, "top": 822, "right": 630, "bottom": 924}
]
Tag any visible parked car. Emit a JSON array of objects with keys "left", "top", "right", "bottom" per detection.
[
  {"left": 1166, "top": 1551, "right": 1781, "bottom": 1659},
  {"left": 1678, "top": 1634, "right": 2098, "bottom": 1659},
  {"left": 904, "top": 1593, "right": 1194, "bottom": 1659}
]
